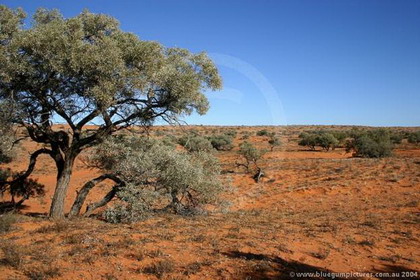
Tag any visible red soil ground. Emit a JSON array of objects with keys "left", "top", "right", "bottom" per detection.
[{"left": 0, "top": 125, "right": 419, "bottom": 279}]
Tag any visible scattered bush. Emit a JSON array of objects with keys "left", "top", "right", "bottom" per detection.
[
  {"left": 298, "top": 131, "right": 339, "bottom": 151},
  {"left": 0, "top": 213, "right": 18, "bottom": 233},
  {"left": 345, "top": 129, "right": 393, "bottom": 158},
  {"left": 389, "top": 131, "right": 405, "bottom": 144},
  {"left": 330, "top": 131, "right": 349, "bottom": 147},
  {"left": 316, "top": 133, "right": 339, "bottom": 151},
  {"left": 0, "top": 241, "right": 25, "bottom": 268},
  {"left": 224, "top": 129, "right": 237, "bottom": 138},
  {"left": 268, "top": 136, "right": 281, "bottom": 151},
  {"left": 178, "top": 135, "right": 213, "bottom": 152},
  {"left": 256, "top": 129, "right": 270, "bottom": 136},
  {"left": 237, "top": 142, "right": 266, "bottom": 172},
  {"left": 142, "top": 259, "right": 175, "bottom": 278},
  {"left": 207, "top": 134, "right": 234, "bottom": 151},
  {"left": 407, "top": 131, "right": 420, "bottom": 144},
  {"left": 298, "top": 132, "right": 319, "bottom": 151}
]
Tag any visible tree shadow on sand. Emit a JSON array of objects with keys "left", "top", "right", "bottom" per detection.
[
  {"left": 0, "top": 201, "right": 28, "bottom": 214},
  {"left": 223, "top": 251, "right": 345, "bottom": 280},
  {"left": 223, "top": 251, "right": 419, "bottom": 280}
]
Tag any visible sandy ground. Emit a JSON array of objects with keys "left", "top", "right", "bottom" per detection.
[{"left": 0, "top": 126, "right": 419, "bottom": 279}]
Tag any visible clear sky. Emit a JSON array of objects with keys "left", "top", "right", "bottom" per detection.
[{"left": 2, "top": 0, "right": 420, "bottom": 126}]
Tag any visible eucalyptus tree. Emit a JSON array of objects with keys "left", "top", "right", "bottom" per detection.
[{"left": 0, "top": 6, "right": 222, "bottom": 218}]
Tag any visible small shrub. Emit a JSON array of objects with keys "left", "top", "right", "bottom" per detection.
[
  {"left": 331, "top": 130, "right": 349, "bottom": 146},
  {"left": 0, "top": 213, "right": 18, "bottom": 233},
  {"left": 407, "top": 131, "right": 420, "bottom": 144},
  {"left": 268, "top": 136, "right": 281, "bottom": 151},
  {"left": 23, "top": 264, "right": 61, "bottom": 280},
  {"left": 346, "top": 129, "right": 393, "bottom": 158},
  {"left": 96, "top": 136, "right": 222, "bottom": 223},
  {"left": 0, "top": 241, "right": 26, "bottom": 268},
  {"left": 207, "top": 134, "right": 233, "bottom": 151},
  {"left": 142, "top": 259, "right": 175, "bottom": 278},
  {"left": 298, "top": 131, "right": 338, "bottom": 151},
  {"left": 298, "top": 132, "right": 318, "bottom": 150},
  {"left": 256, "top": 129, "right": 270, "bottom": 136},
  {"left": 35, "top": 220, "right": 70, "bottom": 233},
  {"left": 103, "top": 197, "right": 151, "bottom": 224},
  {"left": 178, "top": 135, "right": 213, "bottom": 152},
  {"left": 390, "top": 131, "right": 404, "bottom": 144},
  {"left": 225, "top": 129, "right": 237, "bottom": 138},
  {"left": 237, "top": 142, "right": 266, "bottom": 172},
  {"left": 316, "top": 133, "right": 339, "bottom": 151}
]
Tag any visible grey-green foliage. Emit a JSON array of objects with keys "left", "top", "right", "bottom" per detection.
[
  {"left": 0, "top": 6, "right": 222, "bottom": 217},
  {"left": 345, "top": 129, "right": 393, "bottom": 158},
  {"left": 1, "top": 7, "right": 222, "bottom": 117},
  {"left": 298, "top": 131, "right": 338, "bottom": 151},
  {"left": 316, "top": 133, "right": 339, "bottom": 151},
  {"left": 237, "top": 141, "right": 266, "bottom": 172},
  {"left": 178, "top": 134, "right": 213, "bottom": 152},
  {"left": 207, "top": 134, "right": 234, "bottom": 151},
  {"left": 407, "top": 131, "right": 420, "bottom": 144},
  {"left": 256, "top": 129, "right": 270, "bottom": 136},
  {"left": 0, "top": 101, "right": 45, "bottom": 203},
  {"left": 298, "top": 132, "right": 318, "bottom": 150},
  {"left": 0, "top": 101, "right": 16, "bottom": 163},
  {"left": 89, "top": 136, "right": 222, "bottom": 222},
  {"left": 268, "top": 135, "right": 281, "bottom": 151}
]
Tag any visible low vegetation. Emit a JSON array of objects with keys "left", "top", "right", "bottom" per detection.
[
  {"left": 345, "top": 129, "right": 394, "bottom": 158},
  {"left": 84, "top": 136, "right": 222, "bottom": 222},
  {"left": 237, "top": 141, "right": 266, "bottom": 173},
  {"left": 208, "top": 134, "right": 234, "bottom": 151},
  {"left": 298, "top": 131, "right": 339, "bottom": 151}
]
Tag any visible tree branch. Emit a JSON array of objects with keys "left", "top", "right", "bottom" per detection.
[{"left": 69, "top": 173, "right": 123, "bottom": 216}]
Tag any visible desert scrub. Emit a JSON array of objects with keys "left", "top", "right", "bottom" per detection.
[
  {"left": 0, "top": 213, "right": 18, "bottom": 233},
  {"left": 89, "top": 136, "right": 223, "bottom": 223},
  {"left": 298, "top": 131, "right": 339, "bottom": 151},
  {"left": 237, "top": 141, "right": 266, "bottom": 173},
  {"left": 178, "top": 134, "right": 214, "bottom": 152},
  {"left": 256, "top": 129, "right": 271, "bottom": 136},
  {"left": 142, "top": 259, "right": 175, "bottom": 278},
  {"left": 207, "top": 134, "right": 234, "bottom": 151},
  {"left": 346, "top": 129, "right": 393, "bottom": 158}
]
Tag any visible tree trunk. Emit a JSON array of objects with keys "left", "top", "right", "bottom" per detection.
[
  {"left": 49, "top": 155, "right": 76, "bottom": 218},
  {"left": 69, "top": 174, "right": 122, "bottom": 217},
  {"left": 83, "top": 185, "right": 119, "bottom": 217}
]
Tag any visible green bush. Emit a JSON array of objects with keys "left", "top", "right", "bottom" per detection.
[
  {"left": 298, "top": 132, "right": 318, "bottom": 150},
  {"left": 0, "top": 214, "right": 18, "bottom": 233},
  {"left": 407, "top": 131, "right": 420, "bottom": 144},
  {"left": 207, "top": 134, "right": 234, "bottom": 151},
  {"left": 178, "top": 135, "right": 213, "bottom": 152},
  {"left": 316, "top": 133, "right": 339, "bottom": 151},
  {"left": 268, "top": 136, "right": 281, "bottom": 151},
  {"left": 89, "top": 136, "right": 222, "bottom": 222},
  {"left": 237, "top": 142, "right": 266, "bottom": 172},
  {"left": 389, "top": 131, "right": 404, "bottom": 144},
  {"left": 224, "top": 129, "right": 237, "bottom": 138},
  {"left": 256, "top": 129, "right": 270, "bottom": 136},
  {"left": 345, "top": 129, "right": 393, "bottom": 158},
  {"left": 330, "top": 131, "right": 349, "bottom": 147},
  {"left": 298, "top": 131, "right": 338, "bottom": 151}
]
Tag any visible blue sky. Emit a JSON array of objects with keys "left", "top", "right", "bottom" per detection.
[{"left": 2, "top": 0, "right": 420, "bottom": 126}]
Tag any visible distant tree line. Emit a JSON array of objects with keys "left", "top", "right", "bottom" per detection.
[{"left": 298, "top": 128, "right": 420, "bottom": 158}]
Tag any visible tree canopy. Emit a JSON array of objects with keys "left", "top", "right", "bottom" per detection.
[{"left": 0, "top": 6, "right": 222, "bottom": 217}]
